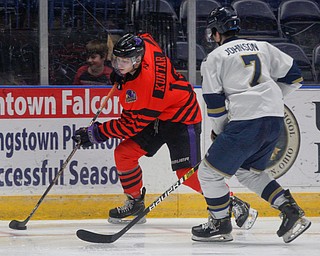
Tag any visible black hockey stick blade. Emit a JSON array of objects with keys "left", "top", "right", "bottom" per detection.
[
  {"left": 9, "top": 219, "right": 28, "bottom": 230},
  {"left": 77, "top": 228, "right": 122, "bottom": 243},
  {"left": 76, "top": 163, "right": 200, "bottom": 243},
  {"left": 77, "top": 229, "right": 113, "bottom": 243},
  {"left": 77, "top": 205, "right": 150, "bottom": 243}
]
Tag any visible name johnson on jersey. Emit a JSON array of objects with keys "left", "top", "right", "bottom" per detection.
[{"left": 224, "top": 42, "right": 259, "bottom": 55}]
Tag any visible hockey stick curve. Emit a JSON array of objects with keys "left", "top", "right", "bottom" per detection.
[
  {"left": 9, "top": 84, "right": 118, "bottom": 230},
  {"left": 76, "top": 162, "right": 200, "bottom": 243}
]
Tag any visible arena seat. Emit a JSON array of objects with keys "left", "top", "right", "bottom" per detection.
[
  {"left": 133, "top": 0, "right": 178, "bottom": 20},
  {"left": 273, "top": 42, "right": 317, "bottom": 83},
  {"left": 278, "top": 0, "right": 320, "bottom": 57},
  {"left": 231, "top": 0, "right": 281, "bottom": 38},
  {"left": 170, "top": 41, "right": 207, "bottom": 70},
  {"left": 179, "top": 0, "right": 221, "bottom": 50},
  {"left": 312, "top": 44, "right": 320, "bottom": 82}
]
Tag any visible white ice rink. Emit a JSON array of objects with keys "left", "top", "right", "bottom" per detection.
[{"left": 0, "top": 218, "right": 319, "bottom": 256}]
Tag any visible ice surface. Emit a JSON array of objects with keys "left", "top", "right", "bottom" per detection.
[{"left": 1, "top": 218, "right": 319, "bottom": 256}]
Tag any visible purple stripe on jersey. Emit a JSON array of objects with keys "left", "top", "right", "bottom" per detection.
[{"left": 187, "top": 124, "right": 197, "bottom": 167}]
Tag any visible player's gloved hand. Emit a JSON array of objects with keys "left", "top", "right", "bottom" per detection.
[
  {"left": 72, "top": 122, "right": 108, "bottom": 148},
  {"left": 211, "top": 130, "right": 218, "bottom": 142},
  {"left": 110, "top": 71, "right": 124, "bottom": 89}
]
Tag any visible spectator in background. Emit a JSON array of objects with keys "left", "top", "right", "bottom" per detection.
[{"left": 73, "top": 39, "right": 113, "bottom": 85}]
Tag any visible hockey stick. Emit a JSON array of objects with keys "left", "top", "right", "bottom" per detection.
[
  {"left": 76, "top": 162, "right": 200, "bottom": 243},
  {"left": 9, "top": 84, "right": 117, "bottom": 230}
]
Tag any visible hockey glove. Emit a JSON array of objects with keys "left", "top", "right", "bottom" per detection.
[
  {"left": 110, "top": 71, "right": 124, "bottom": 89},
  {"left": 72, "top": 122, "right": 108, "bottom": 148}
]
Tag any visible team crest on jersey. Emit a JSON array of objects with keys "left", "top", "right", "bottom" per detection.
[
  {"left": 265, "top": 105, "right": 300, "bottom": 179},
  {"left": 125, "top": 89, "right": 137, "bottom": 103}
]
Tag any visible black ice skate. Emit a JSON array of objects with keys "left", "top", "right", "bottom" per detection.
[
  {"left": 277, "top": 189, "right": 311, "bottom": 243},
  {"left": 231, "top": 196, "right": 258, "bottom": 230},
  {"left": 192, "top": 213, "right": 233, "bottom": 242},
  {"left": 108, "top": 187, "right": 146, "bottom": 224}
]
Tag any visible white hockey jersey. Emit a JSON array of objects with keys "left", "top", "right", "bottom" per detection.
[{"left": 201, "top": 38, "right": 303, "bottom": 133}]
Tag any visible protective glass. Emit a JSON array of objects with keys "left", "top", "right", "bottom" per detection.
[{"left": 86, "top": 50, "right": 104, "bottom": 58}]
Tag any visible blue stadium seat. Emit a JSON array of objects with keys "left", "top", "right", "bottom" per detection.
[
  {"left": 179, "top": 0, "right": 221, "bottom": 52},
  {"left": 278, "top": 0, "right": 320, "bottom": 57},
  {"left": 279, "top": 0, "right": 320, "bottom": 23},
  {"left": 179, "top": 0, "right": 221, "bottom": 21},
  {"left": 171, "top": 41, "right": 207, "bottom": 70},
  {"left": 273, "top": 42, "right": 316, "bottom": 83},
  {"left": 133, "top": 0, "right": 178, "bottom": 20},
  {"left": 265, "top": 0, "right": 282, "bottom": 12},
  {"left": 313, "top": 44, "right": 320, "bottom": 82},
  {"left": 232, "top": 0, "right": 281, "bottom": 38}
]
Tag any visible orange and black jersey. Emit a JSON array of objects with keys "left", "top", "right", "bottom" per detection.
[{"left": 99, "top": 33, "right": 202, "bottom": 139}]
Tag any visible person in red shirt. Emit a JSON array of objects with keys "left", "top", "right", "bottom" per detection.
[
  {"left": 73, "top": 33, "right": 257, "bottom": 227},
  {"left": 73, "top": 39, "right": 112, "bottom": 85}
]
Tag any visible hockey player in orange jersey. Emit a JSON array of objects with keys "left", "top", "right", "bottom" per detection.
[{"left": 73, "top": 33, "right": 257, "bottom": 228}]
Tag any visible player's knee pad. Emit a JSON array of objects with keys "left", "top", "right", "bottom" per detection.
[
  {"left": 198, "top": 160, "right": 229, "bottom": 198},
  {"left": 176, "top": 168, "right": 202, "bottom": 193},
  {"left": 114, "top": 139, "right": 147, "bottom": 171},
  {"left": 235, "top": 168, "right": 273, "bottom": 196}
]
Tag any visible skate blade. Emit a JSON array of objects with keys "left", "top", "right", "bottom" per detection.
[
  {"left": 241, "top": 208, "right": 258, "bottom": 230},
  {"left": 192, "top": 233, "right": 233, "bottom": 242},
  {"left": 108, "top": 216, "right": 147, "bottom": 225},
  {"left": 282, "top": 217, "right": 311, "bottom": 243}
]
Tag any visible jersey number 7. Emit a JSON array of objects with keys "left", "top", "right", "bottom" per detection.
[{"left": 241, "top": 54, "right": 261, "bottom": 87}]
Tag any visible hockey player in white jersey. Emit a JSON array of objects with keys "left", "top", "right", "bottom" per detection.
[{"left": 192, "top": 6, "right": 311, "bottom": 243}]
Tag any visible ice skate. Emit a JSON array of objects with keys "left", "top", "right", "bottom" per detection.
[
  {"left": 277, "top": 190, "right": 311, "bottom": 243},
  {"left": 108, "top": 187, "right": 146, "bottom": 224},
  {"left": 192, "top": 212, "right": 233, "bottom": 242},
  {"left": 231, "top": 196, "right": 258, "bottom": 230}
]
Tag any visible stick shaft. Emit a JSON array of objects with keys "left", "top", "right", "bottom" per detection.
[
  {"left": 14, "top": 84, "right": 117, "bottom": 226},
  {"left": 114, "top": 163, "right": 199, "bottom": 240},
  {"left": 90, "top": 83, "right": 117, "bottom": 125},
  {"left": 76, "top": 162, "right": 200, "bottom": 243}
]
